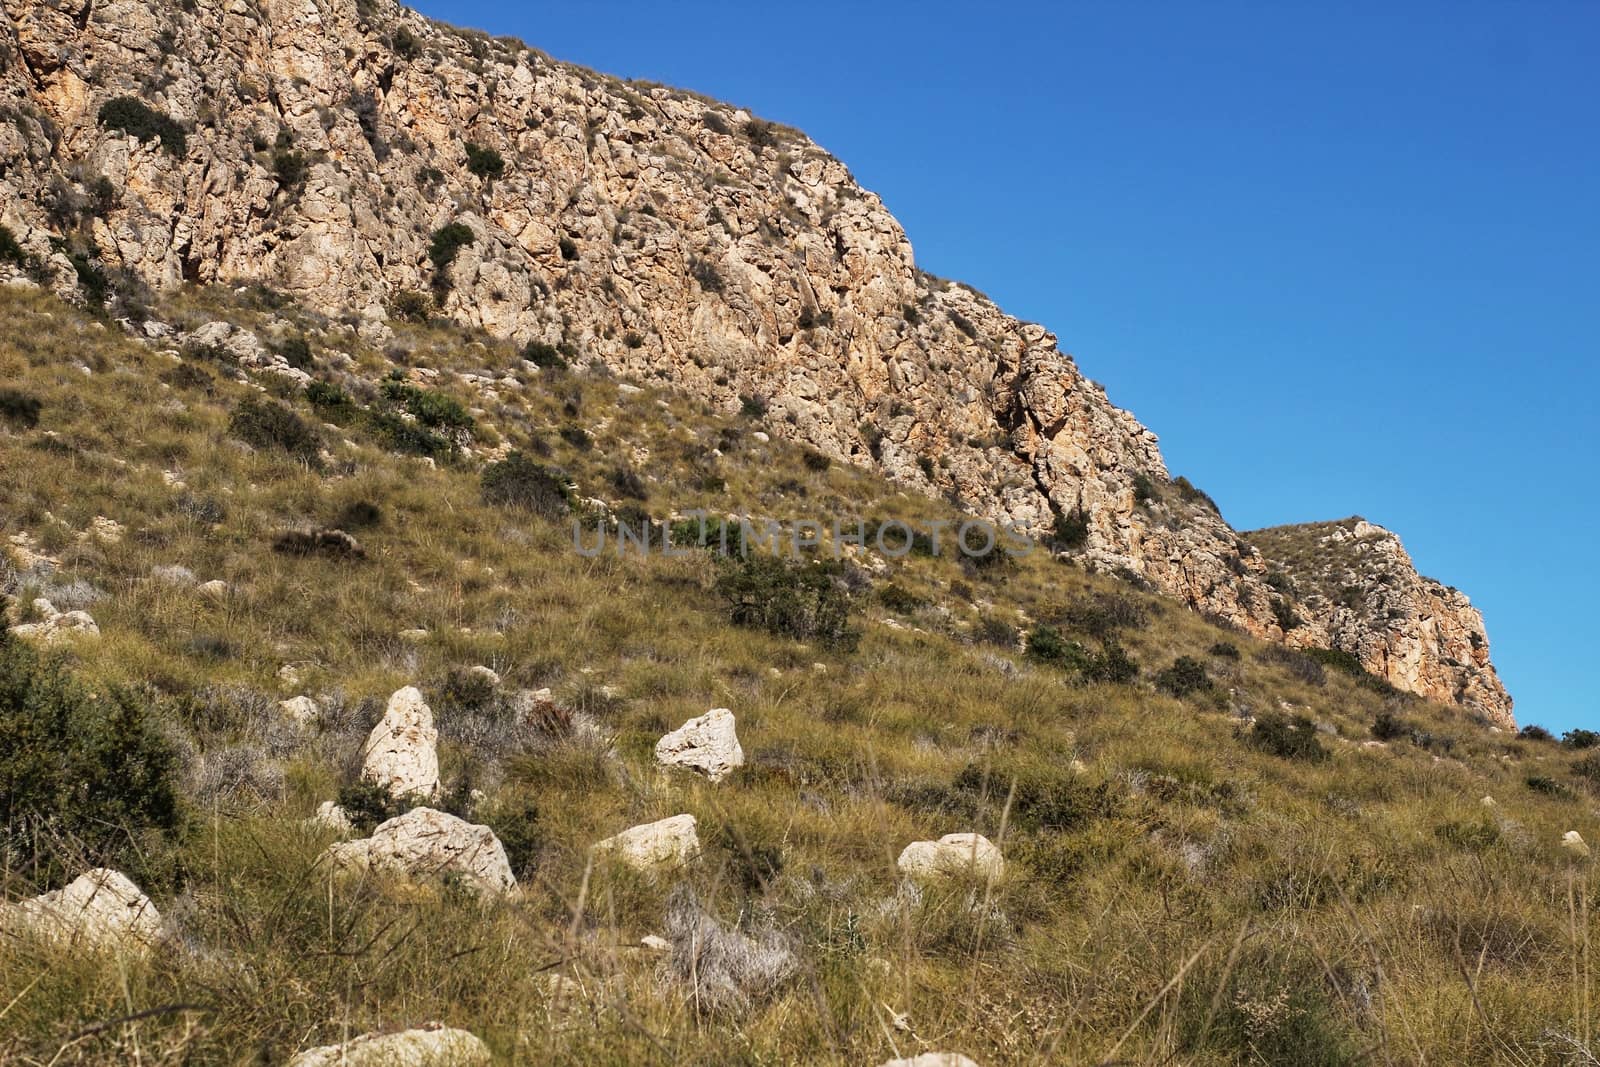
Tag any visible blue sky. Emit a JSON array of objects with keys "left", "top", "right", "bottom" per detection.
[{"left": 414, "top": 1, "right": 1598, "bottom": 732}]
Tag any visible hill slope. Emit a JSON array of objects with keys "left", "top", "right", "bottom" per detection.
[
  {"left": 0, "top": 0, "right": 1508, "bottom": 722},
  {"left": 0, "top": 277, "right": 1586, "bottom": 1066}
]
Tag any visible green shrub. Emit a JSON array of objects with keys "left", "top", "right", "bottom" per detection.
[
  {"left": 669, "top": 514, "right": 745, "bottom": 555},
  {"left": 523, "top": 340, "right": 568, "bottom": 370},
  {"left": 1371, "top": 710, "right": 1413, "bottom": 742},
  {"left": 1271, "top": 599, "right": 1301, "bottom": 632},
  {"left": 464, "top": 142, "right": 506, "bottom": 179},
  {"left": 877, "top": 583, "right": 925, "bottom": 615},
  {"left": 952, "top": 761, "right": 1121, "bottom": 833},
  {"left": 1572, "top": 753, "right": 1600, "bottom": 788},
  {"left": 97, "top": 96, "right": 187, "bottom": 155},
  {"left": 0, "top": 388, "right": 42, "bottom": 428},
  {"left": 1027, "top": 626, "right": 1137, "bottom": 684},
  {"left": 716, "top": 556, "right": 859, "bottom": 650},
  {"left": 740, "top": 394, "right": 768, "bottom": 419},
  {"left": 1172, "top": 474, "right": 1220, "bottom": 514},
  {"left": 228, "top": 397, "right": 322, "bottom": 463},
  {"left": 1245, "top": 712, "right": 1328, "bottom": 762},
  {"left": 1174, "top": 945, "right": 1362, "bottom": 1067},
  {"left": 1562, "top": 729, "right": 1600, "bottom": 750},
  {"left": 1519, "top": 724, "right": 1554, "bottom": 742},
  {"left": 1209, "top": 641, "right": 1241, "bottom": 659},
  {"left": 381, "top": 380, "right": 474, "bottom": 431},
  {"left": 392, "top": 26, "right": 420, "bottom": 59},
  {"left": 1131, "top": 472, "right": 1156, "bottom": 504},
  {"left": 365, "top": 408, "right": 450, "bottom": 457},
  {"left": 1303, "top": 646, "right": 1365, "bottom": 676},
  {"left": 1062, "top": 592, "right": 1146, "bottom": 639},
  {"left": 335, "top": 779, "right": 409, "bottom": 834},
  {"left": 0, "top": 629, "right": 183, "bottom": 891},
  {"left": 801, "top": 449, "right": 831, "bottom": 473},
  {"left": 1526, "top": 774, "right": 1571, "bottom": 798},
  {"left": 306, "top": 379, "right": 352, "bottom": 412},
  {"left": 482, "top": 452, "right": 573, "bottom": 517},
  {"left": 1256, "top": 644, "right": 1326, "bottom": 686},
  {"left": 272, "top": 149, "right": 308, "bottom": 188},
  {"left": 1155, "top": 656, "right": 1211, "bottom": 697},
  {"left": 390, "top": 289, "right": 433, "bottom": 322},
  {"left": 0, "top": 224, "right": 25, "bottom": 266},
  {"left": 271, "top": 333, "right": 314, "bottom": 370},
  {"left": 428, "top": 221, "right": 475, "bottom": 274},
  {"left": 1436, "top": 818, "right": 1501, "bottom": 851},
  {"left": 68, "top": 250, "right": 109, "bottom": 308}
]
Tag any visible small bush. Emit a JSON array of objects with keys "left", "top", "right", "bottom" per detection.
[
  {"left": 1246, "top": 712, "right": 1328, "bottom": 762},
  {"left": 1271, "top": 599, "right": 1302, "bottom": 632},
  {"left": 1131, "top": 472, "right": 1156, "bottom": 504},
  {"left": 1526, "top": 774, "right": 1571, "bottom": 798},
  {"left": 429, "top": 222, "right": 475, "bottom": 276},
  {"left": 271, "top": 334, "right": 314, "bottom": 370},
  {"left": 523, "top": 340, "right": 568, "bottom": 369},
  {"left": 1519, "top": 724, "right": 1554, "bottom": 742},
  {"left": 702, "top": 111, "right": 731, "bottom": 135},
  {"left": 334, "top": 500, "right": 383, "bottom": 530},
  {"left": 390, "top": 289, "right": 433, "bottom": 322},
  {"left": 1172, "top": 474, "right": 1220, "bottom": 514},
  {"left": 739, "top": 394, "right": 768, "bottom": 419},
  {"left": 1572, "top": 753, "right": 1600, "bottom": 788},
  {"left": 716, "top": 555, "right": 859, "bottom": 650},
  {"left": 1371, "top": 710, "right": 1413, "bottom": 742},
  {"left": 306, "top": 380, "right": 352, "bottom": 412},
  {"left": 481, "top": 452, "right": 573, "bottom": 517},
  {"left": 1303, "top": 646, "right": 1366, "bottom": 677},
  {"left": 1155, "top": 656, "right": 1212, "bottom": 697},
  {"left": 0, "top": 630, "right": 184, "bottom": 891},
  {"left": 1051, "top": 508, "right": 1089, "bottom": 550},
  {"left": 1256, "top": 644, "right": 1326, "bottom": 687},
  {"left": 365, "top": 409, "right": 450, "bottom": 457},
  {"left": 0, "top": 224, "right": 26, "bottom": 266},
  {"left": 690, "top": 256, "right": 724, "bottom": 293},
  {"left": 272, "top": 149, "right": 308, "bottom": 188},
  {"left": 228, "top": 397, "right": 322, "bottom": 463},
  {"left": 392, "top": 26, "right": 420, "bottom": 59},
  {"left": 382, "top": 380, "right": 474, "bottom": 431},
  {"left": 97, "top": 96, "right": 186, "bottom": 155},
  {"left": 464, "top": 142, "right": 506, "bottom": 179},
  {"left": 0, "top": 388, "right": 42, "bottom": 429},
  {"left": 335, "top": 779, "right": 408, "bottom": 834},
  {"left": 877, "top": 583, "right": 925, "bottom": 615},
  {"left": 1562, "top": 729, "right": 1600, "bottom": 750},
  {"left": 801, "top": 449, "right": 831, "bottom": 473},
  {"left": 1063, "top": 592, "right": 1146, "bottom": 639},
  {"left": 743, "top": 118, "right": 778, "bottom": 148},
  {"left": 1210, "top": 641, "right": 1240, "bottom": 659}
]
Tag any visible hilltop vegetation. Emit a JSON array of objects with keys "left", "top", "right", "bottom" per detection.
[{"left": 0, "top": 284, "right": 1591, "bottom": 1065}]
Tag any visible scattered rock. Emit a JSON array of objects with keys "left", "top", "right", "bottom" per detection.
[
  {"left": 655, "top": 707, "right": 744, "bottom": 783},
  {"left": 640, "top": 934, "right": 671, "bottom": 953},
  {"left": 323, "top": 807, "right": 516, "bottom": 896},
  {"left": 466, "top": 664, "right": 501, "bottom": 688},
  {"left": 151, "top": 564, "right": 196, "bottom": 585},
  {"left": 279, "top": 696, "right": 320, "bottom": 726},
  {"left": 199, "top": 579, "right": 230, "bottom": 599},
  {"left": 1562, "top": 831, "right": 1590, "bottom": 859},
  {"left": 286, "top": 1023, "right": 491, "bottom": 1067},
  {"left": 398, "top": 628, "right": 431, "bottom": 642},
  {"left": 878, "top": 1055, "right": 981, "bottom": 1067},
  {"left": 0, "top": 869, "right": 161, "bottom": 953},
  {"left": 312, "top": 800, "right": 354, "bottom": 834},
  {"left": 593, "top": 814, "right": 700, "bottom": 873},
  {"left": 897, "top": 834, "right": 1005, "bottom": 883},
  {"left": 1480, "top": 795, "right": 1497, "bottom": 809},
  {"left": 12, "top": 598, "right": 99, "bottom": 644},
  {"left": 360, "top": 686, "right": 440, "bottom": 799},
  {"left": 84, "top": 516, "right": 125, "bottom": 544}
]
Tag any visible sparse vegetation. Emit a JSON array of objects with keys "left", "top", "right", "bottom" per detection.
[
  {"left": 464, "top": 141, "right": 506, "bottom": 180},
  {"left": 716, "top": 555, "right": 859, "bottom": 650},
  {"left": 227, "top": 396, "right": 322, "bottom": 463},
  {"left": 481, "top": 451, "right": 573, "bottom": 516}
]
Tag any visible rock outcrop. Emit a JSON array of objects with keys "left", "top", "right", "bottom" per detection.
[
  {"left": 322, "top": 806, "right": 517, "bottom": 895},
  {"left": 0, "top": 0, "right": 1507, "bottom": 718},
  {"left": 287, "top": 1023, "right": 492, "bottom": 1067},
  {"left": 359, "top": 686, "right": 440, "bottom": 799},
  {"left": 0, "top": 868, "right": 161, "bottom": 953},
  {"left": 655, "top": 707, "right": 744, "bottom": 783},
  {"left": 1246, "top": 519, "right": 1512, "bottom": 727}
]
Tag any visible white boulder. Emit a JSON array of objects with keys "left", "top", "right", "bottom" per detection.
[
  {"left": 593, "top": 814, "right": 700, "bottom": 873},
  {"left": 655, "top": 707, "right": 744, "bottom": 782},
  {"left": 360, "top": 686, "right": 439, "bottom": 799},
  {"left": 280, "top": 696, "right": 321, "bottom": 726},
  {"left": 12, "top": 599, "right": 99, "bottom": 644},
  {"left": 0, "top": 868, "right": 161, "bottom": 953},
  {"left": 879, "top": 1055, "right": 981, "bottom": 1067},
  {"left": 897, "top": 834, "right": 1005, "bottom": 883},
  {"left": 287, "top": 1023, "right": 491, "bottom": 1067},
  {"left": 1563, "top": 831, "right": 1591, "bottom": 859},
  {"left": 323, "top": 807, "right": 517, "bottom": 896}
]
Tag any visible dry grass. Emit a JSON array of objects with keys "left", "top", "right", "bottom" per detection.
[{"left": 0, "top": 285, "right": 1596, "bottom": 1064}]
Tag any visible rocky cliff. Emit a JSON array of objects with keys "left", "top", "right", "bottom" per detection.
[{"left": 0, "top": 0, "right": 1511, "bottom": 723}]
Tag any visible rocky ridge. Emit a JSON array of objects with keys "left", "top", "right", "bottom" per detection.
[{"left": 0, "top": 0, "right": 1508, "bottom": 721}]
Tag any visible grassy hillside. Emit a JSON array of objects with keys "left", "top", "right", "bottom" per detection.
[{"left": 0, "top": 284, "right": 1596, "bottom": 1065}]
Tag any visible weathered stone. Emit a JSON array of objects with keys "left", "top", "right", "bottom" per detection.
[
  {"left": 897, "top": 834, "right": 1005, "bottom": 883},
  {"left": 360, "top": 686, "right": 440, "bottom": 799},
  {"left": 1562, "top": 831, "right": 1590, "bottom": 859},
  {"left": 879, "top": 1055, "right": 981, "bottom": 1067},
  {"left": 286, "top": 1023, "right": 491, "bottom": 1067},
  {"left": 594, "top": 814, "right": 700, "bottom": 873},
  {"left": 0, "top": 868, "right": 161, "bottom": 953},
  {"left": 655, "top": 707, "right": 744, "bottom": 782},
  {"left": 323, "top": 807, "right": 516, "bottom": 896},
  {"left": 280, "top": 695, "right": 320, "bottom": 726}
]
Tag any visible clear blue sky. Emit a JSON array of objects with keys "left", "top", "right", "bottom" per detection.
[{"left": 414, "top": 1, "right": 1599, "bottom": 732}]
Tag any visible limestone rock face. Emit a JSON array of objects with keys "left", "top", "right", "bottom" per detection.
[
  {"left": 897, "top": 834, "right": 1005, "bottom": 883},
  {"left": 0, "top": 868, "right": 161, "bottom": 953},
  {"left": 594, "top": 814, "right": 701, "bottom": 873},
  {"left": 0, "top": 0, "right": 1508, "bottom": 718},
  {"left": 655, "top": 707, "right": 744, "bottom": 782},
  {"left": 360, "top": 686, "right": 440, "bottom": 799},
  {"left": 286, "top": 1023, "right": 492, "bottom": 1067},
  {"left": 1246, "top": 519, "right": 1513, "bottom": 728},
  {"left": 323, "top": 807, "right": 517, "bottom": 896}
]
